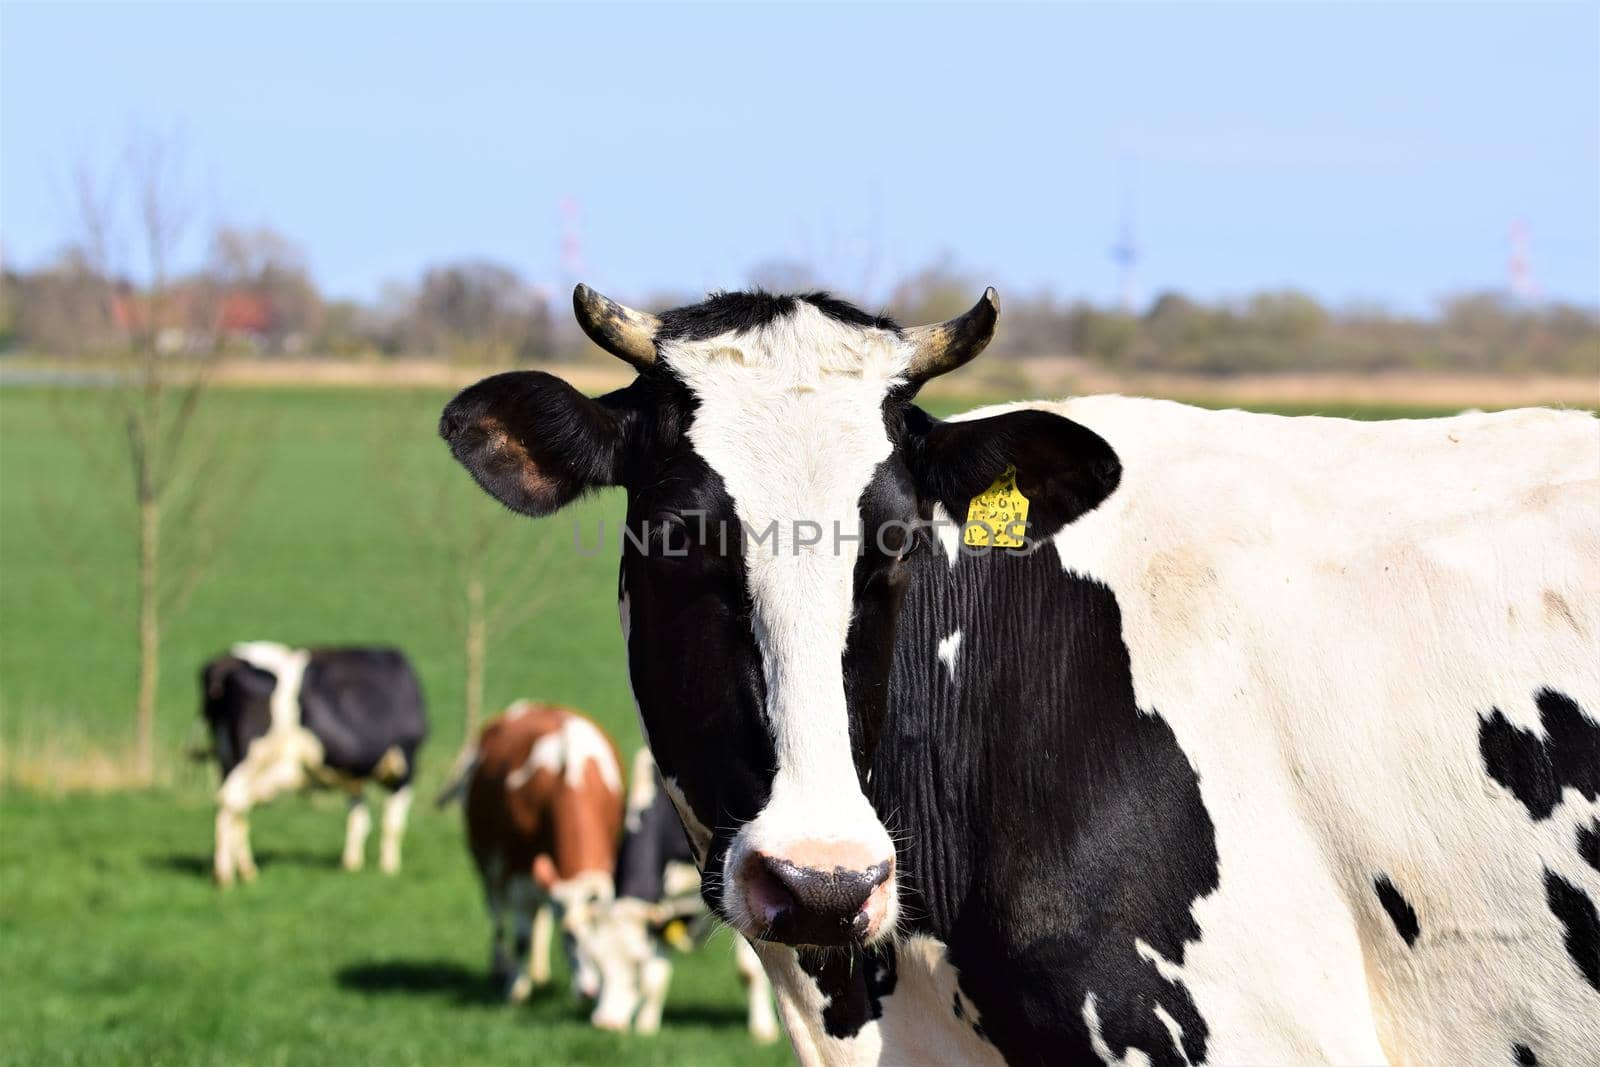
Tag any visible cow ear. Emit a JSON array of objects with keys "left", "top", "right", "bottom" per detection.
[
  {"left": 908, "top": 406, "right": 1121, "bottom": 543},
  {"left": 201, "top": 658, "right": 234, "bottom": 700},
  {"left": 439, "top": 371, "right": 637, "bottom": 517}
]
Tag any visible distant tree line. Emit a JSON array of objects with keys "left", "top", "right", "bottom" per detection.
[
  {"left": 886, "top": 266, "right": 1599, "bottom": 376},
  {"left": 3, "top": 232, "right": 1595, "bottom": 375}
]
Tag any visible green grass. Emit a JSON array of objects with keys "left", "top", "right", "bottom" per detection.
[
  {"left": 0, "top": 787, "right": 790, "bottom": 1066},
  {"left": 0, "top": 382, "right": 1497, "bottom": 1064}
]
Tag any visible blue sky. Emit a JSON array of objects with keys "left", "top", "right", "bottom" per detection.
[{"left": 3, "top": 2, "right": 1596, "bottom": 312}]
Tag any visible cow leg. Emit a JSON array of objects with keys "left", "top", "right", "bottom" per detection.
[
  {"left": 214, "top": 806, "right": 238, "bottom": 887},
  {"left": 482, "top": 857, "right": 514, "bottom": 984},
  {"left": 505, "top": 878, "right": 542, "bottom": 1003},
  {"left": 736, "top": 936, "right": 780, "bottom": 1043},
  {"left": 342, "top": 793, "right": 372, "bottom": 872},
  {"left": 215, "top": 751, "right": 307, "bottom": 887},
  {"left": 634, "top": 947, "right": 673, "bottom": 1035},
  {"left": 378, "top": 784, "right": 412, "bottom": 875},
  {"left": 529, "top": 898, "right": 555, "bottom": 987},
  {"left": 232, "top": 810, "right": 257, "bottom": 883}
]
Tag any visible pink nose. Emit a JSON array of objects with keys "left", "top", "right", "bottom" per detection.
[{"left": 738, "top": 844, "right": 893, "bottom": 947}]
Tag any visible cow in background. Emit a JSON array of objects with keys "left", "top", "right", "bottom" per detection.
[
  {"left": 199, "top": 641, "right": 427, "bottom": 887},
  {"left": 587, "top": 749, "right": 779, "bottom": 1041},
  {"left": 440, "top": 700, "right": 624, "bottom": 1003}
]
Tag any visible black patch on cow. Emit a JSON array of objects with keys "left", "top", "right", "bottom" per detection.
[
  {"left": 1577, "top": 819, "right": 1600, "bottom": 874},
  {"left": 1374, "top": 875, "right": 1421, "bottom": 947},
  {"left": 617, "top": 440, "right": 777, "bottom": 905},
  {"left": 653, "top": 290, "right": 899, "bottom": 344},
  {"left": 795, "top": 943, "right": 897, "bottom": 1040},
  {"left": 1479, "top": 689, "right": 1600, "bottom": 820},
  {"left": 863, "top": 543, "right": 1218, "bottom": 1067},
  {"left": 1545, "top": 869, "right": 1600, "bottom": 991},
  {"left": 1513, "top": 1042, "right": 1538, "bottom": 1066},
  {"left": 199, "top": 648, "right": 427, "bottom": 785},
  {"left": 199, "top": 657, "right": 275, "bottom": 776},
  {"left": 613, "top": 773, "right": 695, "bottom": 903}
]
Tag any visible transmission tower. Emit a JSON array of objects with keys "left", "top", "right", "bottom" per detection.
[
  {"left": 1508, "top": 218, "right": 1537, "bottom": 301},
  {"left": 1111, "top": 158, "right": 1140, "bottom": 313},
  {"left": 559, "top": 196, "right": 585, "bottom": 295}
]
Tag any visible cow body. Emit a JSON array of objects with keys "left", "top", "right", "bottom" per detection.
[
  {"left": 454, "top": 701, "right": 624, "bottom": 1002},
  {"left": 587, "top": 750, "right": 779, "bottom": 1040},
  {"left": 200, "top": 642, "right": 427, "bottom": 886},
  {"left": 758, "top": 399, "right": 1600, "bottom": 1066},
  {"left": 441, "top": 288, "right": 1599, "bottom": 1066}
]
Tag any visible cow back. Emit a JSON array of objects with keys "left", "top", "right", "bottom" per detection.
[{"left": 299, "top": 648, "right": 428, "bottom": 783}]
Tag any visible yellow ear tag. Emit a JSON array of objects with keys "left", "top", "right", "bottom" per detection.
[
  {"left": 963, "top": 465, "right": 1029, "bottom": 548},
  {"left": 662, "top": 919, "right": 692, "bottom": 951}
]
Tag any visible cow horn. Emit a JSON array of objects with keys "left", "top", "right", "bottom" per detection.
[
  {"left": 573, "top": 284, "right": 660, "bottom": 369},
  {"left": 904, "top": 287, "right": 1000, "bottom": 383}
]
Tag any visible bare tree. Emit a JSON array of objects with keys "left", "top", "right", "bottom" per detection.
[
  {"left": 400, "top": 260, "right": 553, "bottom": 363},
  {"left": 40, "top": 135, "right": 258, "bottom": 782},
  {"left": 209, "top": 225, "right": 322, "bottom": 352}
]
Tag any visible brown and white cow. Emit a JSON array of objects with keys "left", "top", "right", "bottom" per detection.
[{"left": 441, "top": 700, "right": 624, "bottom": 1002}]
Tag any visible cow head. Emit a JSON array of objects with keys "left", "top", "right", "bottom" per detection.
[{"left": 440, "top": 286, "right": 1119, "bottom": 948}]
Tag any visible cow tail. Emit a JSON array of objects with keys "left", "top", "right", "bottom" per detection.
[{"left": 434, "top": 743, "right": 480, "bottom": 809}]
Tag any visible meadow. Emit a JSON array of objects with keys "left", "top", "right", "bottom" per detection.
[{"left": 0, "top": 381, "right": 1483, "bottom": 1065}]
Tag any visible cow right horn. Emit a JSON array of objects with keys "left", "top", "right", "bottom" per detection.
[
  {"left": 573, "top": 284, "right": 660, "bottom": 370},
  {"left": 904, "top": 287, "right": 1000, "bottom": 384}
]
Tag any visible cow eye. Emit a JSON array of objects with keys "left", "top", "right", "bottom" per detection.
[{"left": 648, "top": 512, "right": 693, "bottom": 556}]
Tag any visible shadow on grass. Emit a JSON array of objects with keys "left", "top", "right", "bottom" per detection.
[
  {"left": 336, "top": 959, "right": 520, "bottom": 1008},
  {"left": 658, "top": 1003, "right": 756, "bottom": 1030},
  {"left": 148, "top": 849, "right": 341, "bottom": 879}
]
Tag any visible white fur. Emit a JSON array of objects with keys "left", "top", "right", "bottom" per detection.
[
  {"left": 660, "top": 774, "right": 712, "bottom": 862},
  {"left": 506, "top": 714, "right": 622, "bottom": 795},
  {"left": 720, "top": 397, "right": 1598, "bottom": 1065},
  {"left": 214, "top": 642, "right": 320, "bottom": 886},
  {"left": 755, "top": 934, "right": 1005, "bottom": 1067},
  {"left": 935, "top": 630, "right": 962, "bottom": 683},
  {"left": 663, "top": 304, "right": 907, "bottom": 937},
  {"left": 1025, "top": 397, "right": 1598, "bottom": 1064},
  {"left": 342, "top": 798, "right": 372, "bottom": 871},
  {"left": 378, "top": 784, "right": 412, "bottom": 875}
]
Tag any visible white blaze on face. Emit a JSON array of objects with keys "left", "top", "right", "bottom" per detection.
[{"left": 663, "top": 303, "right": 907, "bottom": 936}]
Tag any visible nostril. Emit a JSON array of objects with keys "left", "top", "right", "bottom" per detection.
[
  {"left": 761, "top": 855, "right": 892, "bottom": 919},
  {"left": 743, "top": 853, "right": 802, "bottom": 926}
]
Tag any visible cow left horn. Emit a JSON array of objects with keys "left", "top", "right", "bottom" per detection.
[
  {"left": 573, "top": 284, "right": 660, "bottom": 369},
  {"left": 904, "top": 288, "right": 1000, "bottom": 383}
]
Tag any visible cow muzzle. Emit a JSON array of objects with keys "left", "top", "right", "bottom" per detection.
[{"left": 734, "top": 843, "right": 894, "bottom": 947}]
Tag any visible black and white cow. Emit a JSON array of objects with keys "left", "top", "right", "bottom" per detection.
[
  {"left": 200, "top": 642, "right": 428, "bottom": 887},
  {"left": 585, "top": 749, "right": 778, "bottom": 1041},
  {"left": 440, "top": 285, "right": 1599, "bottom": 1065}
]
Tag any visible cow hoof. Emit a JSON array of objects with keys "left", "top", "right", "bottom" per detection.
[
  {"left": 236, "top": 866, "right": 258, "bottom": 884},
  {"left": 506, "top": 975, "right": 533, "bottom": 1004},
  {"left": 342, "top": 857, "right": 365, "bottom": 873},
  {"left": 378, "top": 859, "right": 399, "bottom": 876},
  {"left": 214, "top": 873, "right": 235, "bottom": 889},
  {"left": 752, "top": 1026, "right": 780, "bottom": 1045}
]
